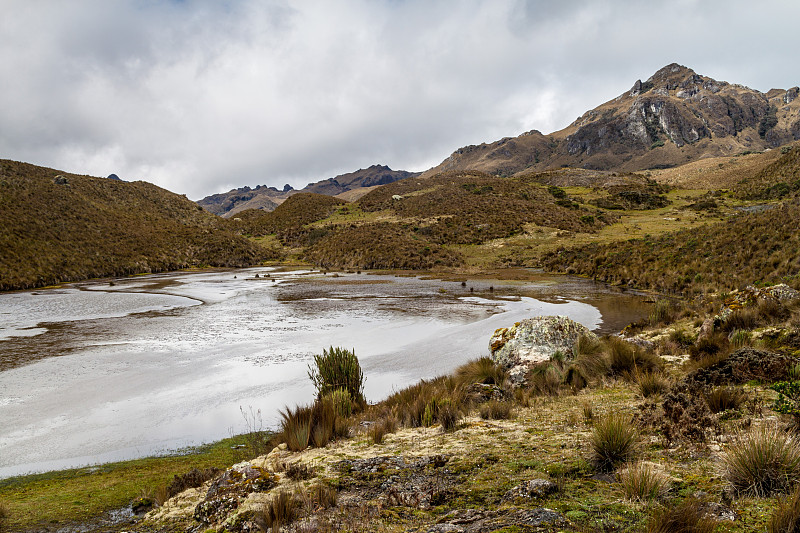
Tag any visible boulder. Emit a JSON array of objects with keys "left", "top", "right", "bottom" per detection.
[{"left": 489, "top": 316, "right": 597, "bottom": 368}]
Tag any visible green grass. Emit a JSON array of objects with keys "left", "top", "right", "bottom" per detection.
[{"left": 0, "top": 436, "right": 259, "bottom": 531}]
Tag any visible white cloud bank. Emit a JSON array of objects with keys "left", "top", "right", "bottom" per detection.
[{"left": 1, "top": 0, "right": 798, "bottom": 199}]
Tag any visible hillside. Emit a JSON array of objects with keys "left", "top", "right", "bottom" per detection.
[
  {"left": 422, "top": 63, "right": 800, "bottom": 178},
  {"left": 198, "top": 165, "right": 418, "bottom": 217},
  {"left": 0, "top": 160, "right": 276, "bottom": 290}
]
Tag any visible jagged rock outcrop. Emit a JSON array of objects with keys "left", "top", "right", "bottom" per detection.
[{"left": 421, "top": 63, "right": 800, "bottom": 179}]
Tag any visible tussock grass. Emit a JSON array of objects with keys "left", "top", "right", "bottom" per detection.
[
  {"left": 705, "top": 386, "right": 748, "bottom": 413},
  {"left": 619, "top": 462, "right": 671, "bottom": 502},
  {"left": 0, "top": 502, "right": 8, "bottom": 533},
  {"left": 768, "top": 485, "right": 800, "bottom": 533},
  {"left": 646, "top": 498, "right": 717, "bottom": 533},
  {"left": 605, "top": 336, "right": 662, "bottom": 379},
  {"left": 258, "top": 489, "right": 302, "bottom": 533},
  {"left": 455, "top": 357, "right": 507, "bottom": 387},
  {"left": 723, "top": 425, "right": 800, "bottom": 496},
  {"left": 590, "top": 413, "right": 640, "bottom": 472},
  {"left": 479, "top": 400, "right": 513, "bottom": 420},
  {"left": 636, "top": 370, "right": 670, "bottom": 398}
]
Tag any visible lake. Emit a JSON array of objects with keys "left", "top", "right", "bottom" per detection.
[{"left": 0, "top": 268, "right": 650, "bottom": 478}]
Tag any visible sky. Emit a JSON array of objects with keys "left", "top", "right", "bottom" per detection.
[{"left": 2, "top": 1, "right": 799, "bottom": 200}]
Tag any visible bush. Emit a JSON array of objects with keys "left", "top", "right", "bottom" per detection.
[
  {"left": 308, "top": 347, "right": 365, "bottom": 405},
  {"left": 768, "top": 485, "right": 800, "bottom": 533},
  {"left": 590, "top": 413, "right": 640, "bottom": 472},
  {"left": 772, "top": 381, "right": 800, "bottom": 429},
  {"left": 164, "top": 467, "right": 221, "bottom": 501},
  {"left": 723, "top": 425, "right": 800, "bottom": 496},
  {"left": 646, "top": 498, "right": 717, "bottom": 533},
  {"left": 619, "top": 461, "right": 671, "bottom": 502},
  {"left": 479, "top": 400, "right": 513, "bottom": 420},
  {"left": 705, "top": 386, "right": 748, "bottom": 413}
]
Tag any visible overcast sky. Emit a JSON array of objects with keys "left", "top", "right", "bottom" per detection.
[{"left": 2, "top": 0, "right": 799, "bottom": 200}]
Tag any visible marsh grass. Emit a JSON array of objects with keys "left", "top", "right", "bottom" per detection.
[
  {"left": 605, "top": 336, "right": 662, "bottom": 379},
  {"left": 723, "top": 425, "right": 800, "bottom": 496},
  {"left": 590, "top": 413, "right": 640, "bottom": 472},
  {"left": 646, "top": 498, "right": 717, "bottom": 533},
  {"left": 619, "top": 462, "right": 671, "bottom": 502}
]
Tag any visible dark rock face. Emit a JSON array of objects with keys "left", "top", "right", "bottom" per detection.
[{"left": 686, "top": 348, "right": 797, "bottom": 386}]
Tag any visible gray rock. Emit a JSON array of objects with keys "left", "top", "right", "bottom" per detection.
[
  {"left": 503, "top": 478, "right": 557, "bottom": 501},
  {"left": 489, "top": 316, "right": 597, "bottom": 368}
]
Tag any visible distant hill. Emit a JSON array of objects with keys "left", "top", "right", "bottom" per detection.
[
  {"left": 422, "top": 63, "right": 800, "bottom": 178},
  {"left": 197, "top": 164, "right": 419, "bottom": 218},
  {"left": 0, "top": 160, "right": 277, "bottom": 290}
]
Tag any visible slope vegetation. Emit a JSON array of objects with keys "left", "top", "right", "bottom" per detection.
[{"left": 0, "top": 160, "right": 275, "bottom": 290}]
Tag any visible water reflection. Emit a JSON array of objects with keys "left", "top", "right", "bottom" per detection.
[{"left": 0, "top": 269, "right": 649, "bottom": 477}]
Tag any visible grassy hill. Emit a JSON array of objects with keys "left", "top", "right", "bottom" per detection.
[{"left": 0, "top": 160, "right": 277, "bottom": 290}]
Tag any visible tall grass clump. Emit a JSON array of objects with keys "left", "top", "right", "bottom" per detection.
[
  {"left": 722, "top": 425, "right": 800, "bottom": 496},
  {"left": 455, "top": 356, "right": 507, "bottom": 386},
  {"left": 605, "top": 336, "right": 662, "bottom": 379},
  {"left": 479, "top": 400, "right": 513, "bottom": 420},
  {"left": 636, "top": 371, "right": 670, "bottom": 398},
  {"left": 705, "top": 386, "right": 748, "bottom": 413},
  {"left": 279, "top": 396, "right": 351, "bottom": 452},
  {"left": 619, "top": 461, "right": 671, "bottom": 502},
  {"left": 308, "top": 347, "right": 365, "bottom": 405},
  {"left": 258, "top": 490, "right": 302, "bottom": 533},
  {"left": 768, "top": 485, "right": 800, "bottom": 533},
  {"left": 646, "top": 498, "right": 717, "bottom": 533},
  {"left": 649, "top": 299, "right": 676, "bottom": 326},
  {"left": 590, "top": 413, "right": 640, "bottom": 472}
]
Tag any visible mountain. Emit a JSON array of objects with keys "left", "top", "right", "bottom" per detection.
[
  {"left": 0, "top": 159, "right": 276, "bottom": 290},
  {"left": 422, "top": 63, "right": 800, "bottom": 178},
  {"left": 198, "top": 164, "right": 418, "bottom": 217}
]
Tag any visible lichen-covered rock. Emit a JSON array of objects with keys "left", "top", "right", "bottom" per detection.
[
  {"left": 502, "top": 478, "right": 558, "bottom": 502},
  {"left": 489, "top": 316, "right": 597, "bottom": 368}
]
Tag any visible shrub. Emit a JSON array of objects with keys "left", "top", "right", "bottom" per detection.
[
  {"left": 772, "top": 381, "right": 800, "bottom": 429},
  {"left": 646, "top": 498, "right": 717, "bottom": 533},
  {"left": 722, "top": 425, "right": 800, "bottom": 496},
  {"left": 662, "top": 382, "right": 716, "bottom": 443},
  {"left": 479, "top": 400, "right": 513, "bottom": 420},
  {"left": 259, "top": 490, "right": 302, "bottom": 532},
  {"left": 283, "top": 462, "right": 314, "bottom": 481},
  {"left": 590, "top": 413, "right": 640, "bottom": 471},
  {"left": 325, "top": 388, "right": 353, "bottom": 418},
  {"left": 768, "top": 485, "right": 800, "bottom": 533},
  {"left": 689, "top": 334, "right": 729, "bottom": 362},
  {"left": 455, "top": 357, "right": 507, "bottom": 386},
  {"left": 164, "top": 467, "right": 221, "bottom": 501},
  {"left": 308, "top": 347, "right": 365, "bottom": 405},
  {"left": 705, "top": 386, "right": 748, "bottom": 413},
  {"left": 619, "top": 461, "right": 671, "bottom": 502},
  {"left": 637, "top": 371, "right": 670, "bottom": 398}
]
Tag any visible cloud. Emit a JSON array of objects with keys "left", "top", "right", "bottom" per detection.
[{"left": 1, "top": 0, "right": 798, "bottom": 199}]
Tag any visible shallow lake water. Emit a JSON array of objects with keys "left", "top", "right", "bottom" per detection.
[{"left": 0, "top": 268, "right": 651, "bottom": 478}]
